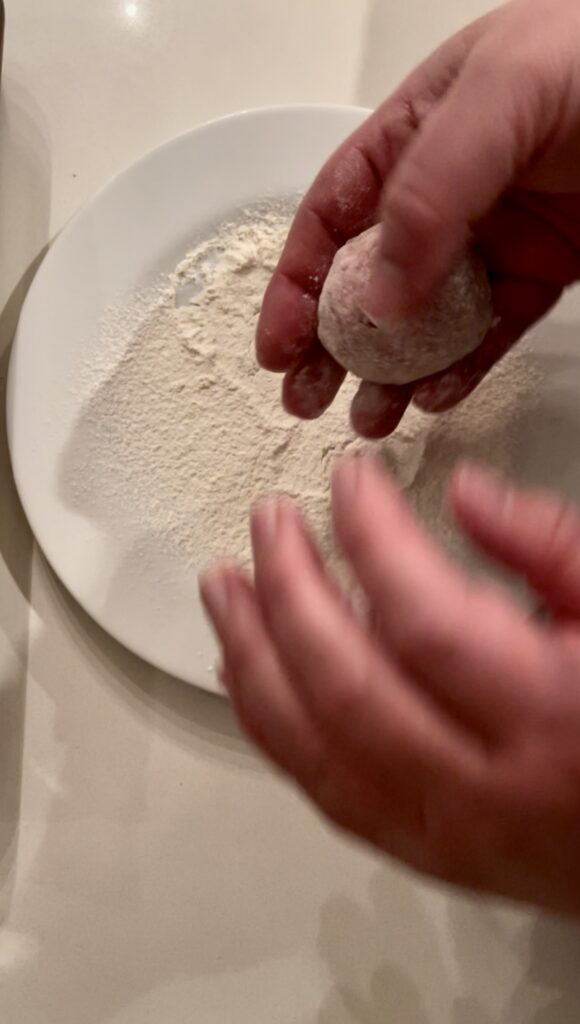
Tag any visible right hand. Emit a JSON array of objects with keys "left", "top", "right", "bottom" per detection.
[
  {"left": 202, "top": 457, "right": 580, "bottom": 917},
  {"left": 258, "top": 0, "right": 580, "bottom": 438}
]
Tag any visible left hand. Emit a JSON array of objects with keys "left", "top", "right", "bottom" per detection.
[
  {"left": 201, "top": 457, "right": 580, "bottom": 915},
  {"left": 257, "top": 0, "right": 580, "bottom": 438}
]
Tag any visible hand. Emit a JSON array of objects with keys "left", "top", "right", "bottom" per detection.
[
  {"left": 201, "top": 457, "right": 580, "bottom": 916},
  {"left": 258, "top": 0, "right": 580, "bottom": 438}
]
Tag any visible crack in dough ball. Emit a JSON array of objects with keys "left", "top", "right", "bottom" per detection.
[{"left": 318, "top": 224, "right": 494, "bottom": 385}]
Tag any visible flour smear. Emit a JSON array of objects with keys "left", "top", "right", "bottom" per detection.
[{"left": 62, "top": 202, "right": 542, "bottom": 592}]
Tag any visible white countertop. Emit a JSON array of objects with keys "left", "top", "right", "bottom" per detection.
[{"left": 3, "top": 2, "right": 580, "bottom": 1022}]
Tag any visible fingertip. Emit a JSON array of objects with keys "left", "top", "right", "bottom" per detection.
[
  {"left": 199, "top": 561, "right": 252, "bottom": 611},
  {"left": 200, "top": 567, "right": 235, "bottom": 629},
  {"left": 250, "top": 493, "right": 302, "bottom": 551},
  {"left": 332, "top": 452, "right": 403, "bottom": 529},
  {"left": 331, "top": 453, "right": 363, "bottom": 506},
  {"left": 217, "top": 659, "right": 234, "bottom": 694},
  {"left": 350, "top": 380, "right": 412, "bottom": 438},
  {"left": 256, "top": 276, "right": 319, "bottom": 372},
  {"left": 446, "top": 462, "right": 472, "bottom": 516},
  {"left": 449, "top": 461, "right": 513, "bottom": 526},
  {"left": 282, "top": 347, "right": 345, "bottom": 420}
]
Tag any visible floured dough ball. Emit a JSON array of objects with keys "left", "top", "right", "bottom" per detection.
[{"left": 318, "top": 224, "right": 494, "bottom": 385}]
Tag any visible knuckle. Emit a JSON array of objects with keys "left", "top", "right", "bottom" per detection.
[
  {"left": 284, "top": 733, "right": 328, "bottom": 790},
  {"left": 398, "top": 95, "right": 424, "bottom": 133},
  {"left": 307, "top": 767, "right": 376, "bottom": 841},
  {"left": 299, "top": 758, "right": 342, "bottom": 818},
  {"left": 374, "top": 99, "right": 420, "bottom": 172},
  {"left": 313, "top": 665, "right": 375, "bottom": 733}
]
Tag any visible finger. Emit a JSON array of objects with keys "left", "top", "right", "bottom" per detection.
[
  {"left": 350, "top": 381, "right": 413, "bottom": 439},
  {"left": 250, "top": 496, "right": 479, "bottom": 785},
  {"left": 257, "top": 275, "right": 320, "bottom": 373},
  {"left": 200, "top": 568, "right": 326, "bottom": 779},
  {"left": 413, "top": 275, "right": 559, "bottom": 412},
  {"left": 201, "top": 569, "right": 439, "bottom": 849},
  {"left": 476, "top": 194, "right": 580, "bottom": 289},
  {"left": 332, "top": 456, "right": 550, "bottom": 735},
  {"left": 367, "top": 40, "right": 557, "bottom": 318},
  {"left": 282, "top": 343, "right": 345, "bottom": 420},
  {"left": 206, "top": 569, "right": 496, "bottom": 891},
  {"left": 450, "top": 464, "right": 580, "bottom": 617},
  {"left": 256, "top": 141, "right": 387, "bottom": 373},
  {"left": 257, "top": 21, "right": 487, "bottom": 373}
]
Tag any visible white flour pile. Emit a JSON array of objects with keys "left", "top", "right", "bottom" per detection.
[{"left": 64, "top": 202, "right": 542, "bottom": 588}]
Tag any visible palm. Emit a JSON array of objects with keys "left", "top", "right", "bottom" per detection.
[{"left": 413, "top": 190, "right": 580, "bottom": 412}]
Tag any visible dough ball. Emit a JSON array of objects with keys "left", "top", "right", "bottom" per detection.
[{"left": 318, "top": 224, "right": 494, "bottom": 385}]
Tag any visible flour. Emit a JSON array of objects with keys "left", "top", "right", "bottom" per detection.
[{"left": 64, "top": 202, "right": 542, "bottom": 593}]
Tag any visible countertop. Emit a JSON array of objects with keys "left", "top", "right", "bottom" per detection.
[{"left": 2, "top": 2, "right": 580, "bottom": 1022}]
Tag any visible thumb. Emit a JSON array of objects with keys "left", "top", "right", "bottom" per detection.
[
  {"left": 449, "top": 464, "right": 580, "bottom": 617},
  {"left": 368, "top": 50, "right": 541, "bottom": 317}
]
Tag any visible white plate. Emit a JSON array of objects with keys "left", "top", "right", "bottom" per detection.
[{"left": 7, "top": 105, "right": 369, "bottom": 693}]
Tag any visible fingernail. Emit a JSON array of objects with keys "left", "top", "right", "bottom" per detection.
[
  {"left": 200, "top": 572, "right": 230, "bottom": 622},
  {"left": 251, "top": 497, "right": 281, "bottom": 544},
  {"left": 454, "top": 464, "right": 512, "bottom": 515}
]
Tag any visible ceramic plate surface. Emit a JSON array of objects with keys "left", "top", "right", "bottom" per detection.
[{"left": 7, "top": 105, "right": 369, "bottom": 692}]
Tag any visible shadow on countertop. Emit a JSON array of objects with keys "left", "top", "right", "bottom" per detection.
[{"left": 0, "top": 74, "right": 51, "bottom": 921}]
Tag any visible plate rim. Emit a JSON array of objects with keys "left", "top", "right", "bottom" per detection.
[{"left": 6, "top": 102, "right": 371, "bottom": 690}]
